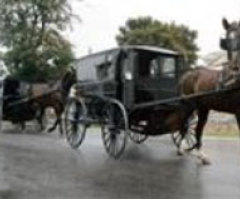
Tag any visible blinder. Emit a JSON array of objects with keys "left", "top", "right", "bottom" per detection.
[{"left": 220, "top": 38, "right": 240, "bottom": 51}]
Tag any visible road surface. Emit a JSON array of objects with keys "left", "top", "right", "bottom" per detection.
[{"left": 0, "top": 124, "right": 240, "bottom": 199}]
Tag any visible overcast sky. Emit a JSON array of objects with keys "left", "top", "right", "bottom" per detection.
[{"left": 66, "top": 0, "right": 240, "bottom": 58}]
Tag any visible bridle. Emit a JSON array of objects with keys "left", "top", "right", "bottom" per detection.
[
  {"left": 220, "top": 24, "right": 240, "bottom": 61},
  {"left": 217, "top": 25, "right": 240, "bottom": 88}
]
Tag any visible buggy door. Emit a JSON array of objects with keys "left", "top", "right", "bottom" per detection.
[
  {"left": 153, "top": 55, "right": 178, "bottom": 98},
  {"left": 121, "top": 51, "right": 136, "bottom": 109},
  {"left": 135, "top": 50, "right": 178, "bottom": 104}
]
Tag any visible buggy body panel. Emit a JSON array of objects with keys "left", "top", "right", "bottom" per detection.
[{"left": 75, "top": 49, "right": 121, "bottom": 99}]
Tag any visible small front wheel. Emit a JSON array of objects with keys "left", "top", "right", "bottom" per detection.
[{"left": 64, "top": 98, "right": 87, "bottom": 149}]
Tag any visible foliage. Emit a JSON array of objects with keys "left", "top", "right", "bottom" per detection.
[
  {"left": 116, "top": 16, "right": 199, "bottom": 64},
  {"left": 0, "top": 0, "right": 78, "bottom": 82}
]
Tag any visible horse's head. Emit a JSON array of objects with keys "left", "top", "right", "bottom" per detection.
[
  {"left": 221, "top": 18, "right": 240, "bottom": 68},
  {"left": 219, "top": 18, "right": 240, "bottom": 88}
]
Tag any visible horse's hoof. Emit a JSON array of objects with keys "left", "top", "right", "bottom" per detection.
[
  {"left": 47, "top": 129, "right": 53, "bottom": 133},
  {"left": 201, "top": 157, "right": 211, "bottom": 165},
  {"left": 177, "top": 149, "right": 184, "bottom": 156}
]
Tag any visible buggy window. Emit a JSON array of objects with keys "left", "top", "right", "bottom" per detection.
[
  {"left": 96, "top": 54, "right": 114, "bottom": 80},
  {"left": 159, "top": 57, "right": 176, "bottom": 78},
  {"left": 137, "top": 51, "right": 176, "bottom": 78}
]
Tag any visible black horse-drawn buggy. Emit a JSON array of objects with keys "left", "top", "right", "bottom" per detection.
[
  {"left": 64, "top": 45, "right": 198, "bottom": 158},
  {"left": 0, "top": 73, "right": 72, "bottom": 133},
  {"left": 0, "top": 76, "right": 46, "bottom": 130}
]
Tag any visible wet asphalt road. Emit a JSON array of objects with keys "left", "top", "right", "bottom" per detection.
[{"left": 0, "top": 125, "right": 240, "bottom": 199}]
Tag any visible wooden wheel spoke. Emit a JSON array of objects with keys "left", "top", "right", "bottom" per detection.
[
  {"left": 64, "top": 98, "right": 87, "bottom": 149},
  {"left": 101, "top": 102, "right": 127, "bottom": 158},
  {"left": 114, "top": 138, "right": 120, "bottom": 156},
  {"left": 110, "top": 138, "right": 117, "bottom": 156},
  {"left": 103, "top": 133, "right": 111, "bottom": 147},
  {"left": 172, "top": 114, "right": 198, "bottom": 150},
  {"left": 129, "top": 131, "right": 148, "bottom": 144},
  {"left": 65, "top": 123, "right": 72, "bottom": 133}
]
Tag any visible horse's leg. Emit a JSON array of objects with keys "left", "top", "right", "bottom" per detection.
[
  {"left": 234, "top": 112, "right": 240, "bottom": 134},
  {"left": 31, "top": 101, "right": 45, "bottom": 132},
  {"left": 48, "top": 115, "right": 58, "bottom": 133},
  {"left": 48, "top": 117, "right": 63, "bottom": 135},
  {"left": 57, "top": 118, "right": 63, "bottom": 137},
  {"left": 48, "top": 103, "right": 64, "bottom": 135},
  {"left": 177, "top": 102, "right": 196, "bottom": 155},
  {"left": 47, "top": 104, "right": 60, "bottom": 133},
  {"left": 20, "top": 122, "right": 25, "bottom": 131},
  {"left": 191, "top": 109, "right": 211, "bottom": 165},
  {"left": 37, "top": 108, "right": 45, "bottom": 131},
  {"left": 57, "top": 104, "right": 64, "bottom": 136},
  {"left": 177, "top": 104, "right": 196, "bottom": 155},
  {"left": 177, "top": 122, "right": 189, "bottom": 156},
  {"left": 48, "top": 118, "right": 63, "bottom": 135}
]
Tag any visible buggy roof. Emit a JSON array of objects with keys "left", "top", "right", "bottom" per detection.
[
  {"left": 123, "top": 45, "right": 179, "bottom": 55},
  {"left": 76, "top": 45, "right": 179, "bottom": 61}
]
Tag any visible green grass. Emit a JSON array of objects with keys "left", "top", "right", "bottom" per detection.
[{"left": 204, "top": 122, "right": 239, "bottom": 138}]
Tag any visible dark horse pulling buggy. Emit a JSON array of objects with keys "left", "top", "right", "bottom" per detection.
[
  {"left": 0, "top": 76, "right": 43, "bottom": 129},
  {"left": 64, "top": 45, "right": 202, "bottom": 158},
  {"left": 0, "top": 72, "right": 74, "bottom": 133}
]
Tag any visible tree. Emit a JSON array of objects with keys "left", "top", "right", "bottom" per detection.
[
  {"left": 0, "top": 0, "right": 78, "bottom": 82},
  {"left": 116, "top": 16, "right": 199, "bottom": 64}
]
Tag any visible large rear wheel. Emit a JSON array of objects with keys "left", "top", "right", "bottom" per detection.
[
  {"left": 64, "top": 98, "right": 87, "bottom": 149},
  {"left": 101, "top": 101, "right": 128, "bottom": 159}
]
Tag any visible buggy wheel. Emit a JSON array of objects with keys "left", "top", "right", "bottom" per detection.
[
  {"left": 101, "top": 102, "right": 128, "bottom": 159},
  {"left": 128, "top": 131, "right": 148, "bottom": 144},
  {"left": 64, "top": 98, "right": 87, "bottom": 149},
  {"left": 172, "top": 114, "right": 197, "bottom": 150}
]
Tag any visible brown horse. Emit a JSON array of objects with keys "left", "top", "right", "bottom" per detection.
[
  {"left": 178, "top": 18, "right": 240, "bottom": 164},
  {"left": 30, "top": 69, "right": 77, "bottom": 135},
  {"left": 2, "top": 70, "right": 76, "bottom": 134}
]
